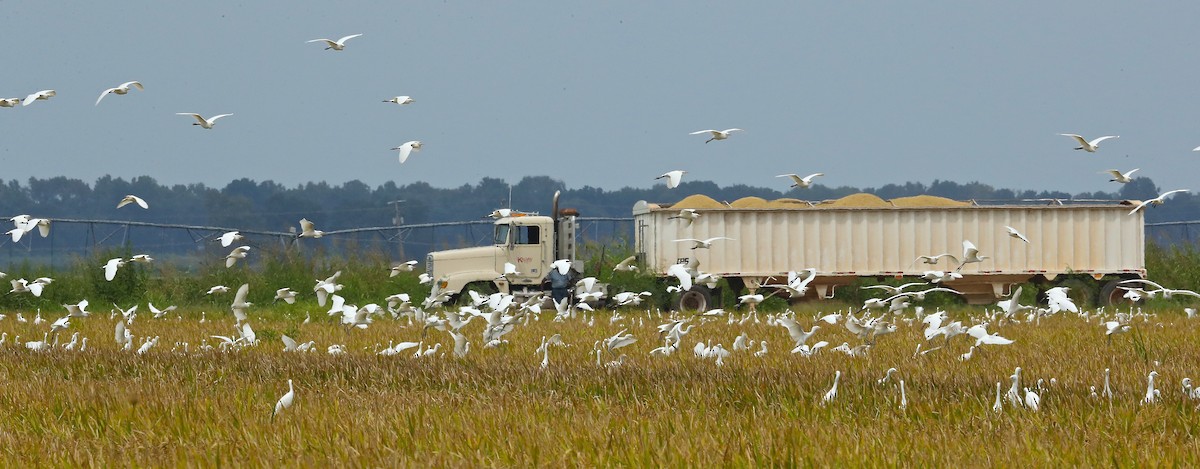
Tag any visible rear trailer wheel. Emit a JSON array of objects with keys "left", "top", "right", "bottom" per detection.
[
  {"left": 1099, "top": 278, "right": 1135, "bottom": 306},
  {"left": 676, "top": 287, "right": 712, "bottom": 313}
]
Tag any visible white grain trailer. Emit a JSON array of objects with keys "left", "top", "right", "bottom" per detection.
[{"left": 633, "top": 194, "right": 1145, "bottom": 308}]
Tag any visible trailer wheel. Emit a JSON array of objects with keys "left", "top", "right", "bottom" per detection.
[
  {"left": 1056, "top": 277, "right": 1099, "bottom": 310},
  {"left": 1099, "top": 278, "right": 1136, "bottom": 306},
  {"left": 676, "top": 286, "right": 712, "bottom": 313}
]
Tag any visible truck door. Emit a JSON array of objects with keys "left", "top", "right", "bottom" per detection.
[{"left": 497, "top": 222, "right": 548, "bottom": 284}]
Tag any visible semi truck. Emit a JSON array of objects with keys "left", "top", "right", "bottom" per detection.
[
  {"left": 425, "top": 192, "right": 1146, "bottom": 309},
  {"left": 425, "top": 192, "right": 583, "bottom": 302}
]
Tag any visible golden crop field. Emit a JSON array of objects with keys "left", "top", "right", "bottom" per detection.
[{"left": 1, "top": 304, "right": 1199, "bottom": 467}]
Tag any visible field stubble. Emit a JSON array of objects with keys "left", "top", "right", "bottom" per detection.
[{"left": 0, "top": 305, "right": 1198, "bottom": 466}]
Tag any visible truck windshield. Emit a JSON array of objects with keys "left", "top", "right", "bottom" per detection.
[{"left": 494, "top": 224, "right": 511, "bottom": 245}]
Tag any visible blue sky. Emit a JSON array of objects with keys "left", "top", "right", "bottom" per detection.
[{"left": 3, "top": 1, "right": 1199, "bottom": 195}]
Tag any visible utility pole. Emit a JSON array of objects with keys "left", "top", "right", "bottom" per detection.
[
  {"left": 388, "top": 200, "right": 406, "bottom": 226},
  {"left": 388, "top": 200, "right": 406, "bottom": 260}
]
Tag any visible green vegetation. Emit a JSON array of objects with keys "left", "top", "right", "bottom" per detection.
[
  {"left": 2, "top": 243, "right": 1200, "bottom": 465},
  {"left": 5, "top": 239, "right": 1200, "bottom": 315}
]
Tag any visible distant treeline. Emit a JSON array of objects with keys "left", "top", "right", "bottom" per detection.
[{"left": 0, "top": 174, "right": 1193, "bottom": 229}]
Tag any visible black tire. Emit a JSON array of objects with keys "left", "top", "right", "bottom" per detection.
[
  {"left": 1057, "top": 277, "right": 1099, "bottom": 309},
  {"left": 1099, "top": 278, "right": 1136, "bottom": 306},
  {"left": 454, "top": 281, "right": 498, "bottom": 306},
  {"left": 676, "top": 286, "right": 712, "bottom": 313}
]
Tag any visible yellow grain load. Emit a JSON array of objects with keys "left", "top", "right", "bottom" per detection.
[
  {"left": 672, "top": 194, "right": 726, "bottom": 209},
  {"left": 816, "top": 193, "right": 892, "bottom": 208},
  {"left": 890, "top": 195, "right": 972, "bottom": 208},
  {"left": 764, "top": 198, "right": 815, "bottom": 209},
  {"left": 730, "top": 197, "right": 769, "bottom": 208}
]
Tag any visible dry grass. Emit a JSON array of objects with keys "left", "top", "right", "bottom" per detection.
[{"left": 1, "top": 305, "right": 1199, "bottom": 466}]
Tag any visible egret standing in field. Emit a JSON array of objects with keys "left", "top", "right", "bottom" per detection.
[
  {"left": 822, "top": 370, "right": 841, "bottom": 405},
  {"left": 272, "top": 379, "right": 295, "bottom": 421},
  {"left": 1103, "top": 368, "right": 1114, "bottom": 401},
  {"left": 1006, "top": 367, "right": 1023, "bottom": 408},
  {"left": 878, "top": 367, "right": 898, "bottom": 385},
  {"left": 1059, "top": 133, "right": 1118, "bottom": 152},
  {"left": 690, "top": 128, "right": 742, "bottom": 143},
  {"left": 1143, "top": 371, "right": 1161, "bottom": 405},
  {"left": 1024, "top": 387, "right": 1040, "bottom": 411}
]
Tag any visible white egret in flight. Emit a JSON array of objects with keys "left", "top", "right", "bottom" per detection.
[
  {"left": 776, "top": 173, "right": 824, "bottom": 188},
  {"left": 1059, "top": 133, "right": 1117, "bottom": 152},
  {"left": 307, "top": 34, "right": 363, "bottom": 51},
  {"left": 1105, "top": 168, "right": 1139, "bottom": 184},
  {"left": 22, "top": 90, "right": 55, "bottom": 106},
  {"left": 656, "top": 170, "right": 687, "bottom": 189},
  {"left": 176, "top": 113, "right": 232, "bottom": 129},
  {"left": 117, "top": 195, "right": 149, "bottom": 209},
  {"left": 392, "top": 141, "right": 422, "bottom": 164},
  {"left": 1129, "top": 189, "right": 1189, "bottom": 215},
  {"left": 673, "top": 237, "right": 734, "bottom": 250},
  {"left": 1004, "top": 226, "right": 1029, "bottom": 243},
  {"left": 690, "top": 128, "right": 742, "bottom": 143},
  {"left": 298, "top": 218, "right": 324, "bottom": 238},
  {"left": 96, "top": 81, "right": 143, "bottom": 106}
]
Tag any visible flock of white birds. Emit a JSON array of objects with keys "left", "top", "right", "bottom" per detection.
[
  {"left": 4, "top": 196, "right": 1200, "bottom": 421},
  {"left": 3, "top": 34, "right": 1200, "bottom": 424},
  {"left": 657, "top": 129, "right": 1193, "bottom": 212},
  {"left": 2, "top": 33, "right": 422, "bottom": 166}
]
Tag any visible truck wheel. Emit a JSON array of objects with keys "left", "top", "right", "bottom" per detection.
[
  {"left": 676, "top": 286, "right": 712, "bottom": 313},
  {"left": 454, "top": 282, "right": 498, "bottom": 306}
]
